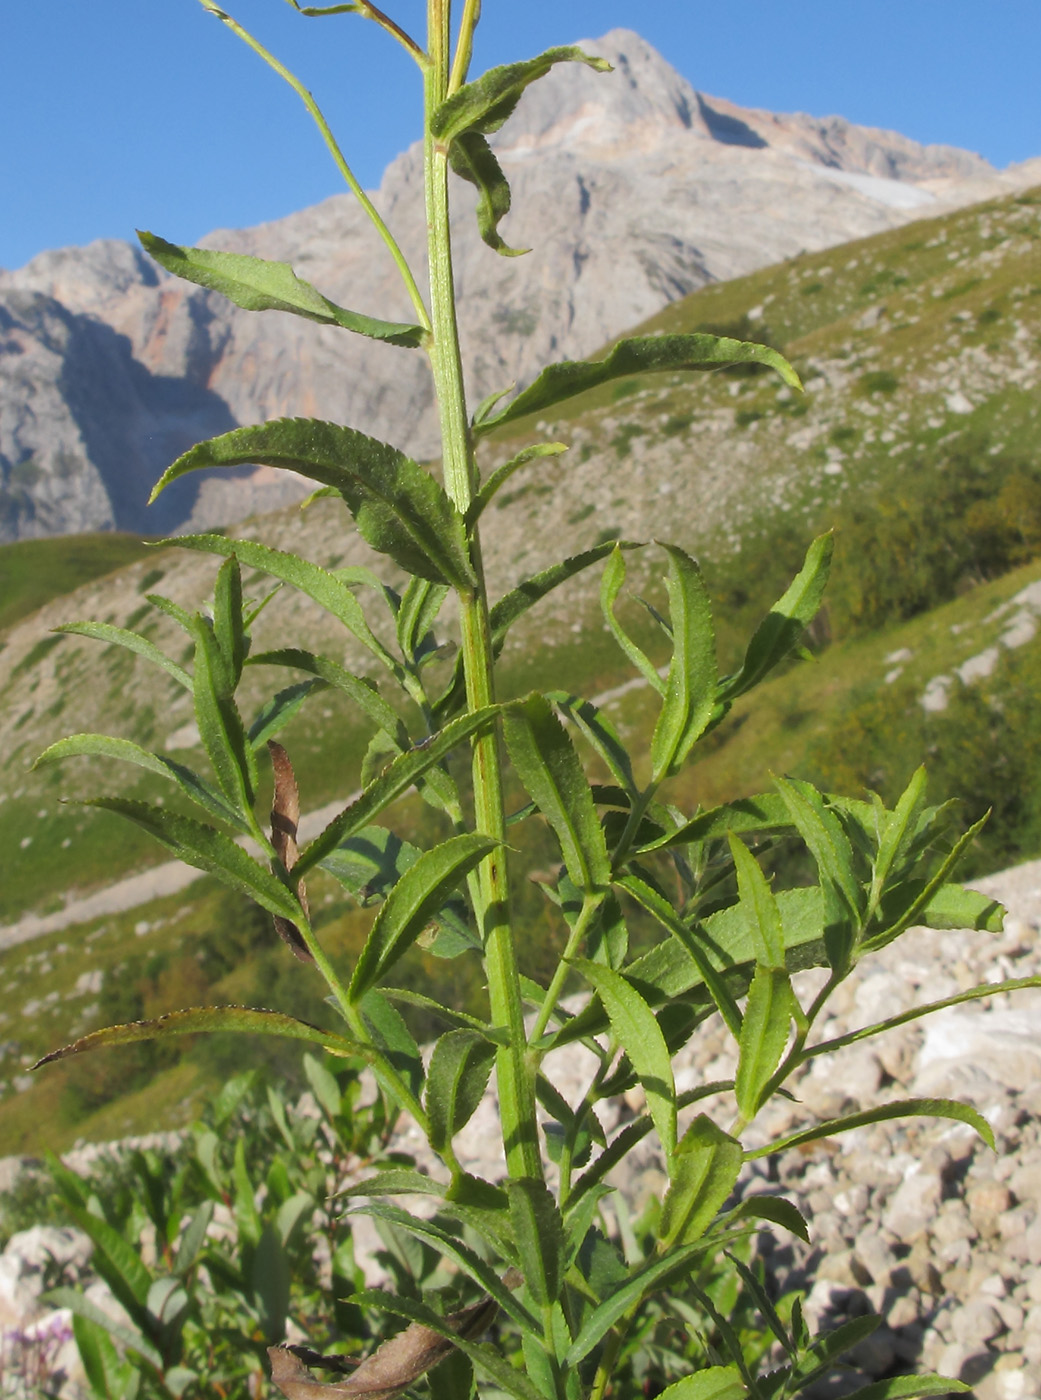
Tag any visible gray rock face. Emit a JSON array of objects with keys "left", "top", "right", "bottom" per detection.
[{"left": 0, "top": 28, "right": 1030, "bottom": 541}]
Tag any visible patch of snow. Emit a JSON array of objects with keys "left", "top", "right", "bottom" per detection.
[{"left": 792, "top": 160, "right": 937, "bottom": 210}]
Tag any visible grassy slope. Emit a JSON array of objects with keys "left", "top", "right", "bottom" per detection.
[
  {"left": 0, "top": 533, "right": 157, "bottom": 632},
  {"left": 2, "top": 185, "right": 1040, "bottom": 1150}
]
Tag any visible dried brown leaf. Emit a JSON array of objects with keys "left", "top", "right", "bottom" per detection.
[
  {"left": 267, "top": 1297, "right": 498, "bottom": 1399},
  {"left": 268, "top": 740, "right": 313, "bottom": 962}
]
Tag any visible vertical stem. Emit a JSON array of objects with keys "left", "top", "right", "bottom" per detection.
[{"left": 423, "top": 0, "right": 542, "bottom": 1182}]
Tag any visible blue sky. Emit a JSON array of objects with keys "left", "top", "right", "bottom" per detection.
[{"left": 4, "top": 1, "right": 1038, "bottom": 271}]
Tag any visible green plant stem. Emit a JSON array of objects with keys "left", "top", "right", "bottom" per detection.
[
  {"left": 424, "top": 0, "right": 541, "bottom": 1183},
  {"left": 287, "top": 0, "right": 428, "bottom": 66},
  {"left": 609, "top": 784, "right": 658, "bottom": 873},
  {"left": 448, "top": 0, "right": 481, "bottom": 93},
  {"left": 200, "top": 0, "right": 431, "bottom": 332},
  {"left": 530, "top": 892, "right": 605, "bottom": 1044}
]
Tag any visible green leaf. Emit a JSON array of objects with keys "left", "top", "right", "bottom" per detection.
[
  {"left": 744, "top": 1097, "right": 995, "bottom": 1161},
  {"left": 247, "top": 678, "right": 325, "bottom": 750},
  {"left": 914, "top": 879, "right": 1004, "bottom": 933},
  {"left": 190, "top": 612, "right": 256, "bottom": 812},
  {"left": 658, "top": 1115, "right": 742, "bottom": 1249},
  {"left": 841, "top": 1378, "right": 971, "bottom": 1400},
  {"left": 549, "top": 692, "right": 637, "bottom": 797},
  {"left": 426, "top": 1029, "right": 497, "bottom": 1152},
  {"left": 641, "top": 792, "right": 794, "bottom": 854},
  {"left": 615, "top": 873, "right": 743, "bottom": 1039},
  {"left": 735, "top": 966, "right": 797, "bottom": 1119},
  {"left": 565, "top": 1239, "right": 720, "bottom": 1366},
  {"left": 652, "top": 544, "right": 718, "bottom": 780},
  {"left": 432, "top": 46, "right": 610, "bottom": 257},
  {"left": 727, "top": 835, "right": 785, "bottom": 969},
  {"left": 469, "top": 443, "right": 568, "bottom": 523},
  {"left": 166, "top": 534, "right": 404, "bottom": 679},
  {"left": 349, "top": 1289, "right": 546, "bottom": 1400},
  {"left": 296, "top": 705, "right": 501, "bottom": 876},
  {"left": 475, "top": 333, "right": 803, "bottom": 435},
  {"left": 252, "top": 1224, "right": 290, "bottom": 1341},
  {"left": 802, "top": 975, "right": 1041, "bottom": 1063},
  {"left": 360, "top": 988, "right": 426, "bottom": 1104},
  {"left": 350, "top": 1206, "right": 538, "bottom": 1332},
  {"left": 348, "top": 834, "right": 496, "bottom": 1001},
  {"left": 395, "top": 577, "right": 450, "bottom": 666},
  {"left": 46, "top": 1288, "right": 160, "bottom": 1370},
  {"left": 212, "top": 554, "right": 247, "bottom": 688},
  {"left": 504, "top": 694, "right": 610, "bottom": 892},
  {"left": 248, "top": 647, "right": 409, "bottom": 746},
  {"left": 656, "top": 1367, "right": 746, "bottom": 1400},
  {"left": 508, "top": 1177, "right": 565, "bottom": 1309},
  {"left": 719, "top": 534, "right": 832, "bottom": 703},
  {"left": 53, "top": 620, "right": 190, "bottom": 690},
  {"left": 173, "top": 1200, "right": 215, "bottom": 1275},
  {"left": 433, "top": 47, "right": 611, "bottom": 144},
  {"left": 72, "top": 1314, "right": 141, "bottom": 1400},
  {"left": 151, "top": 420, "right": 474, "bottom": 589},
  {"left": 775, "top": 776, "right": 862, "bottom": 969},
  {"left": 338, "top": 1168, "right": 448, "bottom": 1199},
  {"left": 600, "top": 545, "right": 663, "bottom": 692},
  {"left": 724, "top": 1194, "right": 809, "bottom": 1243},
  {"left": 793, "top": 1315, "right": 882, "bottom": 1389},
  {"left": 33, "top": 1005, "right": 363, "bottom": 1070},
  {"left": 139, "top": 231, "right": 426, "bottom": 345},
  {"left": 573, "top": 959, "right": 676, "bottom": 1162},
  {"left": 32, "top": 734, "right": 248, "bottom": 831}
]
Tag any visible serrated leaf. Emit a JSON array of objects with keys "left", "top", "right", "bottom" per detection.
[
  {"left": 776, "top": 776, "right": 862, "bottom": 969},
  {"left": 433, "top": 47, "right": 611, "bottom": 144},
  {"left": 395, "top": 577, "right": 449, "bottom": 666},
  {"left": 166, "top": 534, "right": 404, "bottom": 679},
  {"left": 736, "top": 967, "right": 796, "bottom": 1119},
  {"left": 425, "top": 1029, "right": 497, "bottom": 1152},
  {"left": 728, "top": 836, "right": 785, "bottom": 969},
  {"left": 212, "top": 554, "right": 247, "bottom": 687},
  {"left": 724, "top": 1193, "right": 809, "bottom": 1242},
  {"left": 504, "top": 694, "right": 610, "bottom": 892},
  {"left": 841, "top": 1377, "right": 971, "bottom": 1400},
  {"left": 475, "top": 333, "right": 802, "bottom": 435},
  {"left": 248, "top": 647, "right": 409, "bottom": 747},
  {"left": 296, "top": 705, "right": 500, "bottom": 876},
  {"left": 448, "top": 133, "right": 526, "bottom": 256},
  {"left": 54, "top": 620, "right": 191, "bottom": 689},
  {"left": 719, "top": 534, "right": 832, "bottom": 703},
  {"left": 658, "top": 1115, "right": 742, "bottom": 1249},
  {"left": 338, "top": 1169, "right": 448, "bottom": 1200},
  {"left": 642, "top": 792, "right": 794, "bottom": 854},
  {"left": 139, "top": 231, "right": 426, "bottom": 345},
  {"left": 349, "top": 834, "right": 495, "bottom": 1001},
  {"left": 508, "top": 1177, "right": 564, "bottom": 1310},
  {"left": 247, "top": 678, "right": 325, "bottom": 750},
  {"left": 33, "top": 1005, "right": 363, "bottom": 1070},
  {"left": 32, "top": 733, "right": 248, "bottom": 830},
  {"left": 744, "top": 1097, "right": 995, "bottom": 1161},
  {"left": 549, "top": 692, "right": 637, "bottom": 797},
  {"left": 76, "top": 799, "right": 303, "bottom": 922},
  {"left": 152, "top": 420, "right": 474, "bottom": 588},
  {"left": 573, "top": 959, "right": 676, "bottom": 1161},
  {"left": 652, "top": 544, "right": 718, "bottom": 780}
]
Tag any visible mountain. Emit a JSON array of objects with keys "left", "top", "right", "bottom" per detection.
[{"left": 2, "top": 28, "right": 1036, "bottom": 542}]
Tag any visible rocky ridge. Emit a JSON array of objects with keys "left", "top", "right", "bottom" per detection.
[
  {"left": 2, "top": 28, "right": 1037, "bottom": 541},
  {"left": 2, "top": 860, "right": 1040, "bottom": 1398}
]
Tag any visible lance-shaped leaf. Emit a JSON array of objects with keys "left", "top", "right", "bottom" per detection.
[
  {"left": 190, "top": 612, "right": 257, "bottom": 812},
  {"left": 863, "top": 813, "right": 991, "bottom": 953},
  {"left": 395, "top": 577, "right": 449, "bottom": 667},
  {"left": 840, "top": 1379, "right": 970, "bottom": 1400},
  {"left": 432, "top": 47, "right": 610, "bottom": 257},
  {"left": 504, "top": 694, "right": 609, "bottom": 893},
  {"left": 79, "top": 798, "right": 304, "bottom": 923},
  {"left": 168, "top": 534, "right": 404, "bottom": 678},
  {"left": 550, "top": 691, "right": 637, "bottom": 797},
  {"left": 508, "top": 1178, "right": 564, "bottom": 1310},
  {"left": 32, "top": 733, "right": 248, "bottom": 831},
  {"left": 45, "top": 1290, "right": 162, "bottom": 1370},
  {"left": 140, "top": 231, "right": 426, "bottom": 346},
  {"left": 658, "top": 1115, "right": 742, "bottom": 1250},
  {"left": 151, "top": 420, "right": 474, "bottom": 589},
  {"left": 656, "top": 1368, "right": 746, "bottom": 1400},
  {"left": 53, "top": 620, "right": 190, "bottom": 690},
  {"left": 601, "top": 546, "right": 663, "bottom": 691},
  {"left": 296, "top": 705, "right": 501, "bottom": 876},
  {"left": 247, "top": 678, "right": 325, "bottom": 750},
  {"left": 724, "top": 1193, "right": 809, "bottom": 1243},
  {"left": 573, "top": 959, "right": 676, "bottom": 1162},
  {"left": 735, "top": 966, "right": 798, "bottom": 1120},
  {"left": 728, "top": 834, "right": 784, "bottom": 968},
  {"left": 249, "top": 647, "right": 409, "bottom": 747},
  {"left": 639, "top": 792, "right": 793, "bottom": 855},
  {"left": 744, "top": 1097, "right": 995, "bottom": 1161},
  {"left": 474, "top": 333, "right": 802, "bottom": 435},
  {"left": 212, "top": 554, "right": 248, "bottom": 687},
  {"left": 718, "top": 534, "right": 833, "bottom": 703},
  {"left": 348, "top": 834, "right": 497, "bottom": 1002},
  {"left": 651, "top": 544, "right": 718, "bottom": 781},
  {"left": 33, "top": 1006, "right": 364, "bottom": 1070},
  {"left": 776, "top": 776, "right": 862, "bottom": 970},
  {"left": 468, "top": 442, "right": 568, "bottom": 524},
  {"left": 426, "top": 1029, "right": 498, "bottom": 1152}
]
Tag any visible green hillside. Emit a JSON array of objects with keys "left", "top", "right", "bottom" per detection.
[
  {"left": 2, "top": 183, "right": 1039, "bottom": 1150},
  {"left": 0, "top": 532, "right": 156, "bottom": 632}
]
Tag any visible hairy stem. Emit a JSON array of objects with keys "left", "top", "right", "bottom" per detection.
[{"left": 424, "top": 0, "right": 542, "bottom": 1182}]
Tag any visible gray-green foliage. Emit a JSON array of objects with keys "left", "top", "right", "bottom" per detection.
[{"left": 33, "top": 3, "right": 1039, "bottom": 1399}]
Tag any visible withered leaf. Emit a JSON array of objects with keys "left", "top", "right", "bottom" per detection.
[
  {"left": 267, "top": 1296, "right": 498, "bottom": 1399},
  {"left": 268, "top": 740, "right": 313, "bottom": 962}
]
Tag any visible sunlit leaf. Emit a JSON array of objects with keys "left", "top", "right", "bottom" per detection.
[
  {"left": 744, "top": 1097, "right": 995, "bottom": 1160},
  {"left": 426, "top": 1029, "right": 497, "bottom": 1152},
  {"left": 658, "top": 1115, "right": 742, "bottom": 1249},
  {"left": 54, "top": 620, "right": 190, "bottom": 690},
  {"left": 651, "top": 544, "right": 718, "bottom": 780}
]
